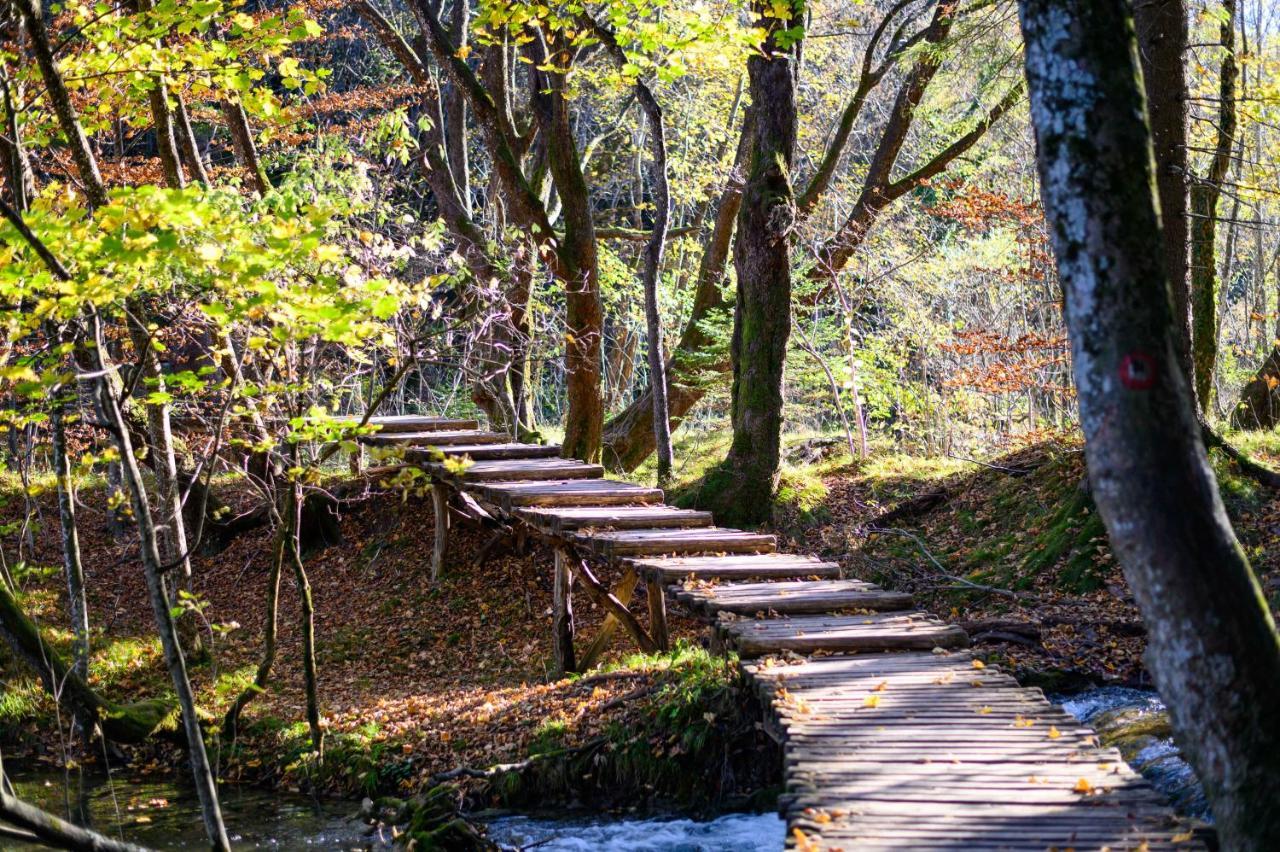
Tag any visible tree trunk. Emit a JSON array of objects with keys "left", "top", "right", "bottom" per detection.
[
  {"left": 221, "top": 100, "right": 270, "bottom": 196},
  {"left": 88, "top": 316, "right": 232, "bottom": 851},
  {"left": 1188, "top": 0, "right": 1236, "bottom": 412},
  {"left": 697, "top": 3, "right": 799, "bottom": 526},
  {"left": 0, "top": 29, "right": 34, "bottom": 212},
  {"left": 50, "top": 395, "right": 90, "bottom": 684},
  {"left": 172, "top": 92, "right": 209, "bottom": 185},
  {"left": 532, "top": 41, "right": 603, "bottom": 462},
  {"left": 601, "top": 113, "right": 752, "bottom": 470},
  {"left": 1134, "top": 0, "right": 1191, "bottom": 381},
  {"left": 1019, "top": 1, "right": 1280, "bottom": 848}
]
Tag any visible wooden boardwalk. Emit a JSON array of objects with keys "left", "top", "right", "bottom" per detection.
[{"left": 354, "top": 415, "right": 1204, "bottom": 850}]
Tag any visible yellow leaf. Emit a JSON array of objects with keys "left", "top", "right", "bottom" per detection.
[
  {"left": 1048, "top": 726, "right": 1061, "bottom": 739},
  {"left": 971, "top": 659, "right": 986, "bottom": 669},
  {"left": 862, "top": 694, "right": 881, "bottom": 708},
  {"left": 977, "top": 705, "right": 992, "bottom": 714},
  {"left": 1073, "top": 777, "right": 1094, "bottom": 794}
]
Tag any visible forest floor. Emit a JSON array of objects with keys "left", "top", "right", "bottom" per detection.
[
  {"left": 0, "top": 467, "right": 771, "bottom": 813},
  {"left": 4, "top": 427, "right": 1279, "bottom": 812}
]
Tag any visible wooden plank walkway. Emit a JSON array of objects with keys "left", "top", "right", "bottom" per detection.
[{"left": 356, "top": 415, "right": 1204, "bottom": 850}]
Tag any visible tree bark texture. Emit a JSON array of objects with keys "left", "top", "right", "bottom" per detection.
[
  {"left": 700, "top": 3, "right": 800, "bottom": 526},
  {"left": 1188, "top": 0, "right": 1236, "bottom": 411},
  {"left": 1019, "top": 0, "right": 1280, "bottom": 847},
  {"left": 1134, "top": 0, "right": 1191, "bottom": 380}
]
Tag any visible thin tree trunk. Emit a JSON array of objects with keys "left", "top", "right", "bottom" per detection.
[
  {"left": 221, "top": 100, "right": 270, "bottom": 196},
  {"left": 221, "top": 511, "right": 286, "bottom": 739},
  {"left": 698, "top": 2, "right": 800, "bottom": 526},
  {"left": 50, "top": 395, "right": 89, "bottom": 684},
  {"left": 0, "top": 37, "right": 34, "bottom": 212},
  {"left": 587, "top": 14, "right": 674, "bottom": 483},
  {"left": 1134, "top": 0, "right": 1191, "bottom": 380},
  {"left": 1019, "top": 2, "right": 1280, "bottom": 848},
  {"left": 601, "top": 113, "right": 752, "bottom": 470},
  {"left": 87, "top": 314, "right": 231, "bottom": 851},
  {"left": 1188, "top": 0, "right": 1236, "bottom": 411},
  {"left": 172, "top": 92, "right": 209, "bottom": 185}
]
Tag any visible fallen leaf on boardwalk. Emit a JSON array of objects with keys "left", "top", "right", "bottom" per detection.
[
  {"left": 792, "top": 828, "right": 820, "bottom": 852},
  {"left": 1073, "top": 778, "right": 1094, "bottom": 794},
  {"left": 977, "top": 705, "right": 992, "bottom": 714},
  {"left": 1048, "top": 726, "right": 1061, "bottom": 739},
  {"left": 862, "top": 694, "right": 881, "bottom": 708},
  {"left": 971, "top": 659, "right": 986, "bottom": 669}
]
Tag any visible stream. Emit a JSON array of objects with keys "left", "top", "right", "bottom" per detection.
[
  {"left": 3, "top": 687, "right": 1203, "bottom": 849},
  {"left": 1055, "top": 686, "right": 1210, "bottom": 821}
]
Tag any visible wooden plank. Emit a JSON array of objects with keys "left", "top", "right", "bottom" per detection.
[
  {"left": 470, "top": 479, "right": 664, "bottom": 510},
  {"left": 721, "top": 612, "right": 969, "bottom": 656},
  {"left": 581, "top": 527, "right": 777, "bottom": 558},
  {"left": 627, "top": 553, "right": 842, "bottom": 582},
  {"left": 370, "top": 430, "right": 507, "bottom": 447},
  {"left": 449, "top": 459, "right": 604, "bottom": 483},
  {"left": 423, "top": 442, "right": 562, "bottom": 461},
  {"left": 673, "top": 579, "right": 913, "bottom": 615},
  {"left": 357, "top": 415, "right": 480, "bottom": 433},
  {"left": 515, "top": 506, "right": 714, "bottom": 534}
]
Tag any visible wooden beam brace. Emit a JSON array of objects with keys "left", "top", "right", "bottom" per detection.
[
  {"left": 578, "top": 567, "right": 640, "bottom": 670},
  {"left": 571, "top": 556, "right": 657, "bottom": 654}
]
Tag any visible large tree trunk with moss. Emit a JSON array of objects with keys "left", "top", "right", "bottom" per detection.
[
  {"left": 1019, "top": 1, "right": 1280, "bottom": 847},
  {"left": 697, "top": 4, "right": 799, "bottom": 526},
  {"left": 1188, "top": 0, "right": 1236, "bottom": 412}
]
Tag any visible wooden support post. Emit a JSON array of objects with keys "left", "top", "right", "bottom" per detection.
[
  {"left": 348, "top": 442, "right": 365, "bottom": 476},
  {"left": 647, "top": 578, "right": 670, "bottom": 652},
  {"left": 431, "top": 484, "right": 449, "bottom": 581},
  {"left": 552, "top": 547, "right": 576, "bottom": 676}
]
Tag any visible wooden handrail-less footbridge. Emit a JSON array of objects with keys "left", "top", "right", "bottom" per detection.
[{"left": 353, "top": 415, "right": 1204, "bottom": 851}]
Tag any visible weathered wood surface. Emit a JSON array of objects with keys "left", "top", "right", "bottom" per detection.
[
  {"left": 578, "top": 527, "right": 777, "bottom": 558},
  {"left": 515, "top": 506, "right": 714, "bottom": 534},
  {"left": 626, "top": 553, "right": 843, "bottom": 582},
  {"left": 745, "top": 652, "right": 1204, "bottom": 849},
  {"left": 720, "top": 612, "right": 970, "bottom": 656},
  {"left": 428, "top": 458, "right": 605, "bottom": 483},
  {"left": 469, "top": 478, "right": 664, "bottom": 510},
  {"left": 372, "top": 420, "right": 1202, "bottom": 850},
  {"left": 354, "top": 415, "right": 480, "bottom": 433},
  {"left": 367, "top": 429, "right": 509, "bottom": 447},
  {"left": 672, "top": 579, "right": 913, "bottom": 616},
  {"left": 406, "top": 442, "right": 562, "bottom": 461}
]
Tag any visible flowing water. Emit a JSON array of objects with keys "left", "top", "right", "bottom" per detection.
[
  {"left": 484, "top": 812, "right": 785, "bottom": 851},
  {"left": 4, "top": 764, "right": 781, "bottom": 850},
  {"left": 1055, "top": 686, "right": 1210, "bottom": 820}
]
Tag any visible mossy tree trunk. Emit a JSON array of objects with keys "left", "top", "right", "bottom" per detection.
[
  {"left": 697, "top": 1, "right": 800, "bottom": 526},
  {"left": 1019, "top": 0, "right": 1280, "bottom": 847},
  {"left": 1188, "top": 0, "right": 1236, "bottom": 412},
  {"left": 1134, "top": 0, "right": 1191, "bottom": 381}
]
